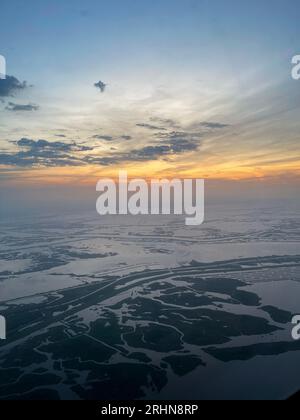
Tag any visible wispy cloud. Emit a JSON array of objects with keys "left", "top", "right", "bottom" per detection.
[
  {"left": 197, "top": 121, "right": 230, "bottom": 130},
  {"left": 6, "top": 102, "right": 39, "bottom": 112},
  {"left": 92, "top": 135, "right": 114, "bottom": 141},
  {"left": 92, "top": 134, "right": 132, "bottom": 142},
  {"left": 136, "top": 123, "right": 167, "bottom": 131}
]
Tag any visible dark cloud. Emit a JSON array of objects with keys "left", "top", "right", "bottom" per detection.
[
  {"left": 15, "top": 138, "right": 93, "bottom": 152},
  {"left": 6, "top": 102, "right": 39, "bottom": 112},
  {"left": 0, "top": 75, "right": 28, "bottom": 97},
  {"left": 0, "top": 138, "right": 92, "bottom": 167},
  {"left": 94, "top": 80, "right": 107, "bottom": 93},
  {"left": 147, "top": 118, "right": 229, "bottom": 132},
  {"left": 0, "top": 152, "right": 81, "bottom": 168},
  {"left": 1, "top": 127, "right": 203, "bottom": 168},
  {"left": 163, "top": 132, "right": 200, "bottom": 153},
  {"left": 132, "top": 145, "right": 172, "bottom": 158},
  {"left": 198, "top": 121, "right": 229, "bottom": 129},
  {"left": 92, "top": 135, "right": 114, "bottom": 141},
  {"left": 155, "top": 130, "right": 202, "bottom": 145},
  {"left": 92, "top": 134, "right": 132, "bottom": 141},
  {"left": 86, "top": 131, "right": 201, "bottom": 166},
  {"left": 169, "top": 138, "right": 199, "bottom": 153},
  {"left": 136, "top": 123, "right": 167, "bottom": 131}
]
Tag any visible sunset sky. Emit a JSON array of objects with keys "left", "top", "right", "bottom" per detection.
[{"left": 1, "top": 0, "right": 300, "bottom": 188}]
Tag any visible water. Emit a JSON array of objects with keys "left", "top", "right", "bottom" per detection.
[{"left": 0, "top": 201, "right": 299, "bottom": 400}]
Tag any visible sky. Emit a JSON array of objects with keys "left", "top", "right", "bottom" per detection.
[{"left": 0, "top": 0, "right": 300, "bottom": 190}]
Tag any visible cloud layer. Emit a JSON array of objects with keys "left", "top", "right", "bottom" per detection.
[
  {"left": 0, "top": 138, "right": 92, "bottom": 167},
  {"left": 0, "top": 121, "right": 229, "bottom": 168}
]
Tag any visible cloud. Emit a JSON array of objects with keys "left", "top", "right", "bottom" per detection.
[
  {"left": 84, "top": 156, "right": 118, "bottom": 166},
  {"left": 6, "top": 102, "right": 39, "bottom": 111},
  {"left": 0, "top": 138, "right": 92, "bottom": 167},
  {"left": 15, "top": 138, "right": 92, "bottom": 152},
  {"left": 132, "top": 145, "right": 172, "bottom": 158},
  {"left": 169, "top": 138, "right": 199, "bottom": 153},
  {"left": 136, "top": 123, "right": 167, "bottom": 131},
  {"left": 136, "top": 118, "right": 228, "bottom": 133},
  {"left": 94, "top": 80, "right": 107, "bottom": 92},
  {"left": 0, "top": 75, "right": 28, "bottom": 97},
  {"left": 86, "top": 131, "right": 202, "bottom": 166},
  {"left": 162, "top": 132, "right": 201, "bottom": 153},
  {"left": 92, "top": 135, "right": 114, "bottom": 141},
  {"left": 1, "top": 127, "right": 203, "bottom": 168},
  {"left": 197, "top": 121, "right": 229, "bottom": 129},
  {"left": 150, "top": 117, "right": 180, "bottom": 129},
  {"left": 92, "top": 135, "right": 132, "bottom": 141},
  {"left": 155, "top": 130, "right": 202, "bottom": 146}
]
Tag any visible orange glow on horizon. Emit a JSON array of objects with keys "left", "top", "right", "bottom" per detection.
[{"left": 1, "top": 155, "right": 300, "bottom": 187}]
